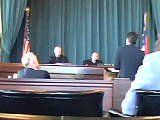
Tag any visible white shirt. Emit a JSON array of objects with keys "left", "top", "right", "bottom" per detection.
[{"left": 121, "top": 51, "right": 160, "bottom": 115}]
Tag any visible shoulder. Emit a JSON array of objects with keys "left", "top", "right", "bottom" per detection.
[
  {"left": 60, "top": 55, "right": 67, "bottom": 58},
  {"left": 63, "top": 55, "right": 68, "bottom": 59},
  {"left": 17, "top": 68, "right": 31, "bottom": 78},
  {"left": 83, "top": 59, "right": 91, "bottom": 65},
  {"left": 97, "top": 60, "right": 103, "bottom": 63},
  {"left": 143, "top": 51, "right": 160, "bottom": 63},
  {"left": 49, "top": 55, "right": 56, "bottom": 59},
  {"left": 38, "top": 70, "right": 49, "bottom": 74},
  {"left": 37, "top": 70, "right": 50, "bottom": 78},
  {"left": 59, "top": 55, "right": 67, "bottom": 59},
  {"left": 116, "top": 46, "right": 126, "bottom": 53},
  {"left": 83, "top": 59, "right": 90, "bottom": 62}
]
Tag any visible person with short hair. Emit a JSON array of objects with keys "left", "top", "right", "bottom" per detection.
[
  {"left": 17, "top": 52, "right": 50, "bottom": 78},
  {"left": 114, "top": 32, "right": 144, "bottom": 81},
  {"left": 121, "top": 37, "right": 160, "bottom": 115},
  {"left": 48, "top": 46, "right": 69, "bottom": 64},
  {"left": 83, "top": 52, "right": 103, "bottom": 66}
]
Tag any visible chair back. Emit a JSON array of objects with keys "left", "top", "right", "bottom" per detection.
[
  {"left": 0, "top": 90, "right": 103, "bottom": 117},
  {"left": 136, "top": 90, "right": 160, "bottom": 116}
]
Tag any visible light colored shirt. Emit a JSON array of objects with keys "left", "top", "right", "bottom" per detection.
[{"left": 121, "top": 51, "right": 160, "bottom": 115}]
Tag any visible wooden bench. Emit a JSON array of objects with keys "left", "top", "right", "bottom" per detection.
[
  {"left": 0, "top": 63, "right": 23, "bottom": 78},
  {"left": 0, "top": 78, "right": 113, "bottom": 112},
  {"left": 0, "top": 78, "right": 131, "bottom": 112},
  {"left": 0, "top": 63, "right": 118, "bottom": 80}
]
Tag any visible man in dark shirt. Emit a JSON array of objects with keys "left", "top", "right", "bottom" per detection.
[
  {"left": 83, "top": 52, "right": 103, "bottom": 66},
  {"left": 18, "top": 52, "right": 50, "bottom": 78},
  {"left": 48, "top": 46, "right": 69, "bottom": 64},
  {"left": 114, "top": 32, "right": 144, "bottom": 81}
]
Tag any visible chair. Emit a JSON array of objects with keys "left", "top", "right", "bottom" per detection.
[
  {"left": 0, "top": 89, "right": 103, "bottom": 117},
  {"left": 109, "top": 89, "right": 160, "bottom": 117},
  {"left": 136, "top": 89, "right": 160, "bottom": 116}
]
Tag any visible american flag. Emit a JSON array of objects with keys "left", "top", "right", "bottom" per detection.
[
  {"left": 23, "top": 7, "right": 31, "bottom": 56},
  {"left": 141, "top": 12, "right": 151, "bottom": 54}
]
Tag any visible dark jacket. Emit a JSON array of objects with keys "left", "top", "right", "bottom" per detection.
[
  {"left": 48, "top": 55, "right": 69, "bottom": 64},
  {"left": 17, "top": 68, "right": 50, "bottom": 79},
  {"left": 114, "top": 45, "right": 144, "bottom": 81},
  {"left": 83, "top": 59, "right": 103, "bottom": 66}
]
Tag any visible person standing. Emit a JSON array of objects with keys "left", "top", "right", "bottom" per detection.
[{"left": 114, "top": 32, "right": 144, "bottom": 81}]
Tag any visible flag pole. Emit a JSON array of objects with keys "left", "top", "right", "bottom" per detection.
[{"left": 22, "top": 7, "right": 31, "bottom": 56}]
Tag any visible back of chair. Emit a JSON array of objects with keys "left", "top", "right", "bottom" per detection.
[
  {"left": 136, "top": 90, "right": 160, "bottom": 116},
  {"left": 0, "top": 90, "right": 103, "bottom": 117}
]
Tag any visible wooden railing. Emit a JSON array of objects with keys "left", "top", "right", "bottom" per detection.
[{"left": 0, "top": 63, "right": 118, "bottom": 80}]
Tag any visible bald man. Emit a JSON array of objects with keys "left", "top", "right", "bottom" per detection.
[
  {"left": 48, "top": 46, "right": 69, "bottom": 64},
  {"left": 83, "top": 52, "right": 103, "bottom": 66}
]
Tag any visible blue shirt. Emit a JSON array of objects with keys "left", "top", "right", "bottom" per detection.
[{"left": 121, "top": 51, "right": 160, "bottom": 115}]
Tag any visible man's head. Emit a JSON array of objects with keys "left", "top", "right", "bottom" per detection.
[
  {"left": 91, "top": 52, "right": 100, "bottom": 63},
  {"left": 126, "top": 32, "right": 139, "bottom": 45},
  {"left": 21, "top": 52, "right": 39, "bottom": 69},
  {"left": 54, "top": 46, "right": 62, "bottom": 57}
]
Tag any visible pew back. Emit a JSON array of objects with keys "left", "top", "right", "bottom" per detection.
[
  {"left": 0, "top": 89, "right": 103, "bottom": 116},
  {"left": 0, "top": 78, "right": 113, "bottom": 112}
]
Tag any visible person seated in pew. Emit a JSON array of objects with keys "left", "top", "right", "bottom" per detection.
[
  {"left": 48, "top": 46, "right": 69, "bottom": 64},
  {"left": 121, "top": 38, "right": 160, "bottom": 116},
  {"left": 17, "top": 52, "right": 50, "bottom": 78},
  {"left": 83, "top": 52, "right": 103, "bottom": 66}
]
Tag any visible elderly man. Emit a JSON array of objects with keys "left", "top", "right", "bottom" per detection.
[
  {"left": 83, "top": 52, "right": 103, "bottom": 66},
  {"left": 48, "top": 46, "right": 69, "bottom": 64},
  {"left": 17, "top": 52, "right": 50, "bottom": 78},
  {"left": 121, "top": 39, "right": 160, "bottom": 115}
]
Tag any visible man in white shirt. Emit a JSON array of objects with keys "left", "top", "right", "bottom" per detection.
[{"left": 121, "top": 39, "right": 160, "bottom": 115}]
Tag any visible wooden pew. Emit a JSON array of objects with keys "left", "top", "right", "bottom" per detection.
[
  {"left": 0, "top": 78, "right": 113, "bottom": 112},
  {"left": 0, "top": 78, "right": 131, "bottom": 111},
  {"left": 112, "top": 78, "right": 131, "bottom": 111},
  {"left": 0, "top": 78, "right": 131, "bottom": 112},
  {"left": 0, "top": 63, "right": 23, "bottom": 78}
]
